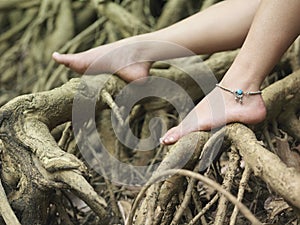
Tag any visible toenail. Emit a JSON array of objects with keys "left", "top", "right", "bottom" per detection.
[
  {"left": 52, "top": 52, "right": 60, "bottom": 57},
  {"left": 159, "top": 138, "right": 164, "bottom": 144},
  {"left": 165, "top": 136, "right": 174, "bottom": 143}
]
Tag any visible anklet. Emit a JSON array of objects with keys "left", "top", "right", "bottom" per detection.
[{"left": 216, "top": 83, "right": 262, "bottom": 104}]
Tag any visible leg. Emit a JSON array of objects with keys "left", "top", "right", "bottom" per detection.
[
  {"left": 161, "top": 0, "right": 300, "bottom": 144},
  {"left": 52, "top": 0, "right": 260, "bottom": 82}
]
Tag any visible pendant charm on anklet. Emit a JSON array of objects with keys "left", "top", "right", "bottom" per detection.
[
  {"left": 216, "top": 84, "right": 262, "bottom": 104},
  {"left": 234, "top": 89, "right": 244, "bottom": 103}
]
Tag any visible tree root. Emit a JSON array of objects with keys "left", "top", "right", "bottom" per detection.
[
  {"left": 173, "top": 167, "right": 200, "bottom": 224},
  {"left": 155, "top": 0, "right": 200, "bottom": 29},
  {"left": 214, "top": 148, "right": 240, "bottom": 225},
  {"left": 0, "top": 8, "right": 37, "bottom": 43},
  {"left": 262, "top": 69, "right": 300, "bottom": 123},
  {"left": 188, "top": 194, "right": 219, "bottom": 225},
  {"left": 229, "top": 163, "right": 252, "bottom": 225},
  {"left": 129, "top": 168, "right": 262, "bottom": 225},
  {"left": 131, "top": 121, "right": 300, "bottom": 224},
  {"left": 0, "top": 76, "right": 125, "bottom": 224},
  {"left": 1, "top": 1, "right": 300, "bottom": 224},
  {"left": 227, "top": 123, "right": 300, "bottom": 209},
  {"left": 40, "top": 17, "right": 107, "bottom": 92},
  {"left": 130, "top": 69, "right": 300, "bottom": 224},
  {"left": 94, "top": 1, "right": 151, "bottom": 37},
  {"left": 0, "top": 176, "right": 21, "bottom": 225},
  {"left": 0, "top": 66, "right": 299, "bottom": 224}
]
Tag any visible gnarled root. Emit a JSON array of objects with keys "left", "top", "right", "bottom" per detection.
[
  {"left": 0, "top": 76, "right": 125, "bottom": 224},
  {"left": 129, "top": 69, "right": 300, "bottom": 224}
]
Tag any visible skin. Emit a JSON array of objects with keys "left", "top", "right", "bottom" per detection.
[{"left": 52, "top": 0, "right": 300, "bottom": 145}]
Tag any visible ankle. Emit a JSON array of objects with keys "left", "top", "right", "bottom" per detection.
[
  {"left": 219, "top": 66, "right": 263, "bottom": 91},
  {"left": 222, "top": 63, "right": 267, "bottom": 93},
  {"left": 215, "top": 81, "right": 264, "bottom": 107}
]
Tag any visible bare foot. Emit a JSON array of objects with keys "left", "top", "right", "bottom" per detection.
[
  {"left": 52, "top": 41, "right": 152, "bottom": 82},
  {"left": 160, "top": 85, "right": 267, "bottom": 145}
]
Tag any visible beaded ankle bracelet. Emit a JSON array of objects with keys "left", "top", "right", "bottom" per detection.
[{"left": 216, "top": 83, "right": 262, "bottom": 104}]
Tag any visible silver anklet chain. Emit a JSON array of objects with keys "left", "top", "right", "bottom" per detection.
[{"left": 216, "top": 83, "right": 262, "bottom": 104}]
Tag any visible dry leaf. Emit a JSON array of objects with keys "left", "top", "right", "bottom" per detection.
[
  {"left": 275, "top": 131, "right": 300, "bottom": 171},
  {"left": 264, "top": 196, "right": 291, "bottom": 220}
]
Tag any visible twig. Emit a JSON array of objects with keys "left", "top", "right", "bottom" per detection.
[
  {"left": 188, "top": 194, "right": 219, "bottom": 225},
  {"left": 191, "top": 189, "right": 205, "bottom": 225},
  {"left": 170, "top": 162, "right": 202, "bottom": 225},
  {"left": 128, "top": 169, "right": 262, "bottom": 225},
  {"left": 101, "top": 89, "right": 124, "bottom": 126},
  {"left": 170, "top": 176, "right": 194, "bottom": 225},
  {"left": 214, "top": 147, "right": 240, "bottom": 225},
  {"left": 230, "top": 163, "right": 252, "bottom": 225},
  {"left": 104, "top": 177, "right": 121, "bottom": 220},
  {"left": 57, "top": 122, "right": 73, "bottom": 150},
  {"left": 89, "top": 148, "right": 122, "bottom": 221},
  {"left": 0, "top": 178, "right": 21, "bottom": 225}
]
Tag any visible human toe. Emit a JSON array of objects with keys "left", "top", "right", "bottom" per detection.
[
  {"left": 160, "top": 126, "right": 182, "bottom": 145},
  {"left": 52, "top": 52, "right": 71, "bottom": 66}
]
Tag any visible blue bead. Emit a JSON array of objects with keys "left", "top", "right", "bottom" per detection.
[{"left": 236, "top": 89, "right": 243, "bottom": 95}]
